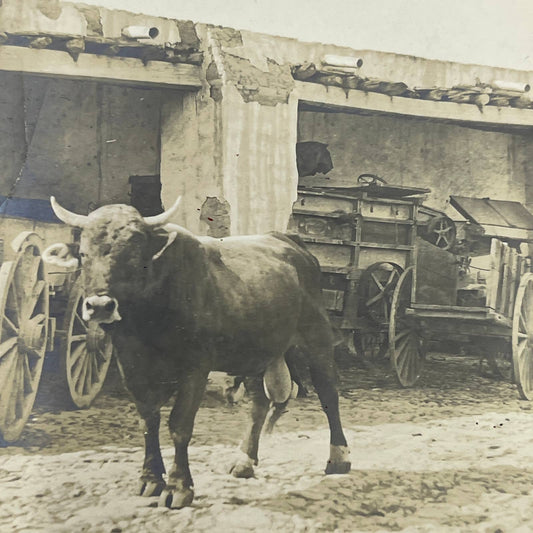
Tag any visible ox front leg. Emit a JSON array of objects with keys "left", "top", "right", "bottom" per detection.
[
  {"left": 137, "top": 404, "right": 166, "bottom": 497},
  {"left": 229, "top": 376, "right": 270, "bottom": 478},
  {"left": 159, "top": 369, "right": 209, "bottom": 509}
]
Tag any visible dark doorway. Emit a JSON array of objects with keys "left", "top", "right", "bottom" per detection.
[{"left": 129, "top": 174, "right": 163, "bottom": 216}]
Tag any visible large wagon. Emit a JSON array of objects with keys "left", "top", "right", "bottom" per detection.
[
  {"left": 0, "top": 198, "right": 113, "bottom": 443},
  {"left": 290, "top": 175, "right": 533, "bottom": 395}
]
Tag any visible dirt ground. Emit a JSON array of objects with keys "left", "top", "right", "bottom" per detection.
[{"left": 2, "top": 350, "right": 533, "bottom": 533}]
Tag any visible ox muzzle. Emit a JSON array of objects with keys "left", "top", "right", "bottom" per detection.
[{"left": 82, "top": 295, "right": 122, "bottom": 324}]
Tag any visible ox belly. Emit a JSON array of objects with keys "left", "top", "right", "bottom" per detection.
[{"left": 205, "top": 240, "right": 304, "bottom": 371}]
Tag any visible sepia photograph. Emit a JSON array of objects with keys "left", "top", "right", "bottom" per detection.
[{"left": 0, "top": 0, "right": 532, "bottom": 531}]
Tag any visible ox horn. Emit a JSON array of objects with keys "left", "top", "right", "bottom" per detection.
[
  {"left": 50, "top": 196, "right": 89, "bottom": 227},
  {"left": 143, "top": 196, "right": 182, "bottom": 226}
]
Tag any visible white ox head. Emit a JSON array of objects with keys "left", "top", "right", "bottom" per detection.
[{"left": 45, "top": 196, "right": 181, "bottom": 324}]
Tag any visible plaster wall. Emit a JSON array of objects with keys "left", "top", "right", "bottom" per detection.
[
  {"left": 221, "top": 86, "right": 299, "bottom": 235},
  {"left": 298, "top": 110, "right": 533, "bottom": 213},
  {"left": 160, "top": 90, "right": 224, "bottom": 234}
]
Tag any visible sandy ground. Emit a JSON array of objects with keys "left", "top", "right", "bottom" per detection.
[{"left": 2, "top": 351, "right": 533, "bottom": 532}]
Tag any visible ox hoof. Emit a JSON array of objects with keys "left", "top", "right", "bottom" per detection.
[
  {"left": 325, "top": 461, "right": 351, "bottom": 475},
  {"left": 325, "top": 445, "right": 351, "bottom": 475},
  {"left": 229, "top": 451, "right": 255, "bottom": 478},
  {"left": 158, "top": 487, "right": 194, "bottom": 509},
  {"left": 139, "top": 479, "right": 166, "bottom": 497}
]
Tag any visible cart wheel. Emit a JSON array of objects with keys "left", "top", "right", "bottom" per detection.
[
  {"left": 359, "top": 262, "right": 403, "bottom": 324},
  {"left": 426, "top": 215, "right": 456, "bottom": 251},
  {"left": 486, "top": 350, "right": 514, "bottom": 381},
  {"left": 0, "top": 232, "right": 49, "bottom": 443},
  {"left": 512, "top": 272, "right": 533, "bottom": 400},
  {"left": 389, "top": 266, "right": 425, "bottom": 387},
  {"left": 355, "top": 330, "right": 389, "bottom": 361},
  {"left": 357, "top": 174, "right": 387, "bottom": 186},
  {"left": 60, "top": 278, "right": 113, "bottom": 408}
]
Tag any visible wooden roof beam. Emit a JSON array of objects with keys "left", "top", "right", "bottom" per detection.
[
  {"left": 295, "top": 81, "right": 533, "bottom": 130},
  {"left": 0, "top": 45, "right": 202, "bottom": 89}
]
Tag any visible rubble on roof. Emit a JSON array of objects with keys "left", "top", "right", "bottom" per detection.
[
  {"left": 0, "top": 29, "right": 203, "bottom": 65},
  {"left": 292, "top": 61, "right": 532, "bottom": 110}
]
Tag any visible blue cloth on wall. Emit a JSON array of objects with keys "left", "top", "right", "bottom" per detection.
[{"left": 0, "top": 196, "right": 62, "bottom": 223}]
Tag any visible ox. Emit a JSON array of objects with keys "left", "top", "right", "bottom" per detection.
[{"left": 45, "top": 196, "right": 351, "bottom": 509}]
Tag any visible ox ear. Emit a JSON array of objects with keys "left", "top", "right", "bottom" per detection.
[
  {"left": 43, "top": 243, "right": 79, "bottom": 269},
  {"left": 150, "top": 230, "right": 178, "bottom": 261}
]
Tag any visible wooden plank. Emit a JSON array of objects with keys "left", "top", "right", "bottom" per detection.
[
  {"left": 0, "top": 45, "right": 202, "bottom": 89},
  {"left": 498, "top": 243, "right": 511, "bottom": 315},
  {"left": 295, "top": 80, "right": 533, "bottom": 129},
  {"left": 486, "top": 239, "right": 502, "bottom": 310},
  {"left": 508, "top": 249, "right": 520, "bottom": 317},
  {"left": 359, "top": 242, "right": 413, "bottom": 250},
  {"left": 410, "top": 303, "right": 489, "bottom": 313}
]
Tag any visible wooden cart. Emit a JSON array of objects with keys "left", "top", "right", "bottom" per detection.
[
  {"left": 389, "top": 195, "right": 533, "bottom": 394},
  {"left": 0, "top": 198, "right": 113, "bottom": 443},
  {"left": 289, "top": 174, "right": 432, "bottom": 358},
  {"left": 291, "top": 175, "right": 533, "bottom": 396}
]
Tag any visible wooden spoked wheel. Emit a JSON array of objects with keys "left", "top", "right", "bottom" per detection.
[
  {"left": 61, "top": 278, "right": 113, "bottom": 408},
  {"left": 0, "top": 232, "right": 49, "bottom": 443},
  {"left": 512, "top": 273, "right": 533, "bottom": 400},
  {"left": 486, "top": 349, "right": 514, "bottom": 381},
  {"left": 426, "top": 215, "right": 456, "bottom": 251},
  {"left": 359, "top": 262, "right": 403, "bottom": 324},
  {"left": 389, "top": 266, "right": 425, "bottom": 387},
  {"left": 355, "top": 330, "right": 389, "bottom": 361}
]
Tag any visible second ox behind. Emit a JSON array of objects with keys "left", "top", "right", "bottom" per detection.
[{"left": 44, "top": 196, "right": 351, "bottom": 509}]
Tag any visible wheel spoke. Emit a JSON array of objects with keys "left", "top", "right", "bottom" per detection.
[
  {"left": 366, "top": 292, "right": 384, "bottom": 308},
  {"left": 371, "top": 273, "right": 384, "bottom": 291},
  {"left": 84, "top": 353, "right": 94, "bottom": 393},
  {"left": 22, "top": 354, "right": 34, "bottom": 395},
  {"left": 394, "top": 328, "right": 410, "bottom": 343},
  {"left": 75, "top": 355, "right": 90, "bottom": 394},
  {"left": 517, "top": 339, "right": 528, "bottom": 360},
  {"left": 397, "top": 346, "right": 410, "bottom": 377},
  {"left": 70, "top": 334, "right": 87, "bottom": 343},
  {"left": 0, "top": 337, "right": 18, "bottom": 360},
  {"left": 73, "top": 311, "right": 88, "bottom": 333},
  {"left": 3, "top": 315, "right": 19, "bottom": 336},
  {"left": 0, "top": 348, "right": 20, "bottom": 421},
  {"left": 6, "top": 283, "right": 21, "bottom": 327},
  {"left": 69, "top": 343, "right": 87, "bottom": 369}
]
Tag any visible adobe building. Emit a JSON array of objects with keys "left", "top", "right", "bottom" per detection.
[{"left": 0, "top": 0, "right": 532, "bottom": 238}]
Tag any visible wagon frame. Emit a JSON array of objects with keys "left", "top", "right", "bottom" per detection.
[{"left": 291, "top": 175, "right": 533, "bottom": 397}]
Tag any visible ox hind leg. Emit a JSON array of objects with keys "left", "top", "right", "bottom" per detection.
[
  {"left": 229, "top": 375, "right": 271, "bottom": 478},
  {"left": 159, "top": 367, "right": 209, "bottom": 509},
  {"left": 299, "top": 308, "right": 351, "bottom": 474}
]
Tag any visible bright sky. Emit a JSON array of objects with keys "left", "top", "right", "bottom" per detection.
[{"left": 81, "top": 0, "right": 533, "bottom": 71}]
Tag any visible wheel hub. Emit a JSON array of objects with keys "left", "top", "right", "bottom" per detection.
[
  {"left": 86, "top": 323, "right": 106, "bottom": 352},
  {"left": 19, "top": 315, "right": 45, "bottom": 353}
]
